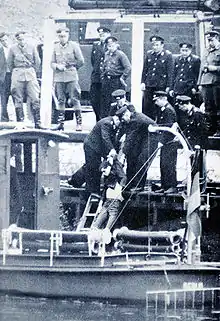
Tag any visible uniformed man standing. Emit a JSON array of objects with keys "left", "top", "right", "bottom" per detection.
[
  {"left": 198, "top": 30, "right": 220, "bottom": 136},
  {"left": 176, "top": 95, "right": 208, "bottom": 192},
  {"left": 90, "top": 26, "right": 111, "bottom": 122},
  {"left": 100, "top": 36, "right": 131, "bottom": 118},
  {"left": 7, "top": 31, "right": 42, "bottom": 127},
  {"left": 153, "top": 91, "right": 178, "bottom": 194},
  {"left": 0, "top": 32, "right": 13, "bottom": 122},
  {"left": 51, "top": 27, "right": 84, "bottom": 131},
  {"left": 141, "top": 36, "right": 173, "bottom": 120},
  {"left": 170, "top": 43, "right": 201, "bottom": 104}
]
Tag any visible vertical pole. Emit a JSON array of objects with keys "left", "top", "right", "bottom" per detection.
[
  {"left": 2, "top": 230, "right": 6, "bottom": 265},
  {"left": 198, "top": 19, "right": 206, "bottom": 59},
  {"left": 40, "top": 17, "right": 56, "bottom": 127},
  {"left": 50, "top": 232, "right": 54, "bottom": 267},
  {"left": 131, "top": 19, "right": 144, "bottom": 112}
]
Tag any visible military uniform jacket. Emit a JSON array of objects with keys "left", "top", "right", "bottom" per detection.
[
  {"left": 101, "top": 49, "right": 131, "bottom": 80},
  {"left": 7, "top": 43, "right": 40, "bottom": 82},
  {"left": 178, "top": 106, "right": 208, "bottom": 148},
  {"left": 141, "top": 49, "right": 173, "bottom": 88},
  {"left": 156, "top": 103, "right": 177, "bottom": 144},
  {"left": 172, "top": 54, "right": 200, "bottom": 94},
  {"left": 123, "top": 112, "right": 156, "bottom": 156},
  {"left": 91, "top": 41, "right": 106, "bottom": 83},
  {"left": 84, "top": 117, "right": 119, "bottom": 156},
  {"left": 51, "top": 41, "right": 84, "bottom": 83},
  {"left": 198, "top": 46, "right": 220, "bottom": 85}
]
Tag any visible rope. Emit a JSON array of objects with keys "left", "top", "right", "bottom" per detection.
[{"left": 102, "top": 145, "right": 162, "bottom": 230}]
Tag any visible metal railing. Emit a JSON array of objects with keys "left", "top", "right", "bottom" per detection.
[
  {"left": 146, "top": 287, "right": 220, "bottom": 315},
  {"left": 1, "top": 227, "right": 111, "bottom": 267}
]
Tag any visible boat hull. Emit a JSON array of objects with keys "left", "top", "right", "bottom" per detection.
[{"left": 0, "top": 261, "right": 219, "bottom": 302}]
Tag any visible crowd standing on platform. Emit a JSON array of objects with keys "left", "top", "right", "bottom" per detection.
[{"left": 0, "top": 25, "right": 219, "bottom": 225}]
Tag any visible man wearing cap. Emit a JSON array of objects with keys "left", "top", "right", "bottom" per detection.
[
  {"left": 109, "top": 89, "right": 135, "bottom": 116},
  {"left": 83, "top": 114, "right": 121, "bottom": 196},
  {"left": 198, "top": 30, "right": 220, "bottom": 136},
  {"left": 116, "top": 107, "right": 157, "bottom": 191},
  {"left": 90, "top": 26, "right": 111, "bottom": 122},
  {"left": 100, "top": 36, "right": 131, "bottom": 118},
  {"left": 51, "top": 27, "right": 84, "bottom": 131},
  {"left": 153, "top": 91, "right": 178, "bottom": 194},
  {"left": 0, "top": 32, "right": 13, "bottom": 122},
  {"left": 141, "top": 35, "right": 173, "bottom": 120},
  {"left": 176, "top": 95, "right": 208, "bottom": 149},
  {"left": 7, "top": 31, "right": 42, "bottom": 127},
  {"left": 170, "top": 43, "right": 201, "bottom": 104}
]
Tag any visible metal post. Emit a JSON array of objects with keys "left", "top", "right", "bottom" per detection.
[
  {"left": 50, "top": 232, "right": 54, "bottom": 267},
  {"left": 131, "top": 18, "right": 144, "bottom": 112},
  {"left": 40, "top": 17, "right": 56, "bottom": 127},
  {"left": 2, "top": 230, "right": 6, "bottom": 265}
]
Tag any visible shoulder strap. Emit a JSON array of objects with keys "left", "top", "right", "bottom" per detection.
[{"left": 18, "top": 45, "right": 33, "bottom": 66}]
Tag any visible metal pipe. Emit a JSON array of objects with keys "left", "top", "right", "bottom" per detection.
[{"left": 113, "top": 227, "right": 184, "bottom": 245}]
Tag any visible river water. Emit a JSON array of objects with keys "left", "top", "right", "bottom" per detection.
[{"left": 0, "top": 294, "right": 219, "bottom": 321}]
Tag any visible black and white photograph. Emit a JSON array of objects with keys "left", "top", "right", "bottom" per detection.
[{"left": 0, "top": 0, "right": 220, "bottom": 320}]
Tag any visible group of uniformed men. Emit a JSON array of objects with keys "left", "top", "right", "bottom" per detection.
[
  {"left": 76, "top": 26, "right": 219, "bottom": 196},
  {"left": 0, "top": 25, "right": 219, "bottom": 195}
]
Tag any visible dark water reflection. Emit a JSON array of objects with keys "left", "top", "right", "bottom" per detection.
[{"left": 0, "top": 294, "right": 219, "bottom": 321}]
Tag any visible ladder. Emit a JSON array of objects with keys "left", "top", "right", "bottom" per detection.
[{"left": 76, "top": 194, "right": 103, "bottom": 232}]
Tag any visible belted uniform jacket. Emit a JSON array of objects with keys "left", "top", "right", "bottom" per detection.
[
  {"left": 84, "top": 116, "right": 119, "bottom": 156},
  {"left": 51, "top": 41, "right": 84, "bottom": 83},
  {"left": 101, "top": 49, "right": 131, "bottom": 80},
  {"left": 198, "top": 46, "right": 220, "bottom": 85},
  {"left": 7, "top": 42, "right": 40, "bottom": 82},
  {"left": 172, "top": 54, "right": 200, "bottom": 94},
  {"left": 141, "top": 49, "right": 173, "bottom": 88}
]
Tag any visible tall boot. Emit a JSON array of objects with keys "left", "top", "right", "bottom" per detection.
[
  {"left": 15, "top": 107, "right": 25, "bottom": 122},
  {"left": 33, "top": 108, "right": 47, "bottom": 129},
  {"left": 205, "top": 113, "right": 216, "bottom": 136},
  {"left": 54, "top": 110, "right": 65, "bottom": 131},
  {"left": 213, "top": 114, "right": 220, "bottom": 137},
  {"left": 75, "top": 110, "right": 82, "bottom": 131}
]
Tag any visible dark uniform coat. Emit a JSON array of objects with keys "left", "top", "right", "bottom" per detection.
[
  {"left": 90, "top": 41, "right": 106, "bottom": 121},
  {"left": 172, "top": 54, "right": 200, "bottom": 97},
  {"left": 91, "top": 41, "right": 106, "bottom": 84},
  {"left": 123, "top": 112, "right": 157, "bottom": 190},
  {"left": 84, "top": 116, "right": 119, "bottom": 194},
  {"left": 100, "top": 49, "right": 131, "bottom": 118},
  {"left": 156, "top": 103, "right": 178, "bottom": 190},
  {"left": 198, "top": 45, "right": 220, "bottom": 134},
  {"left": 178, "top": 106, "right": 208, "bottom": 149},
  {"left": 141, "top": 49, "right": 173, "bottom": 119}
]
